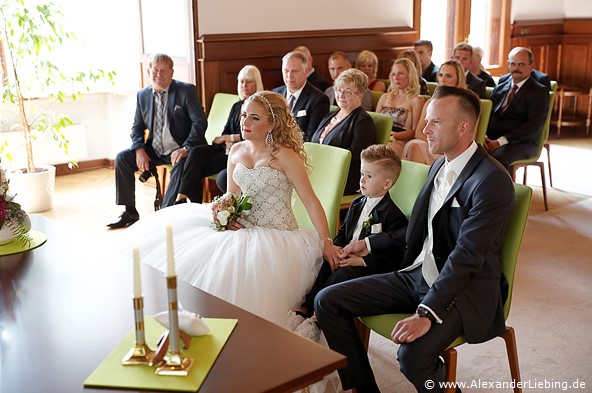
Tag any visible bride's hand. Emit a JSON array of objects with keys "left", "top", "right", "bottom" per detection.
[
  {"left": 226, "top": 220, "right": 244, "bottom": 231},
  {"left": 322, "top": 240, "right": 341, "bottom": 270}
]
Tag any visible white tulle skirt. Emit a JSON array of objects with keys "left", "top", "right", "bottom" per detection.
[{"left": 122, "top": 203, "right": 323, "bottom": 328}]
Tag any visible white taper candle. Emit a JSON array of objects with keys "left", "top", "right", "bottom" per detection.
[
  {"left": 133, "top": 246, "right": 142, "bottom": 298},
  {"left": 166, "top": 225, "right": 176, "bottom": 277}
]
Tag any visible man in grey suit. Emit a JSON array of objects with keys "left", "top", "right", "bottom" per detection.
[
  {"left": 273, "top": 51, "right": 329, "bottom": 141},
  {"left": 325, "top": 51, "right": 373, "bottom": 111},
  {"left": 485, "top": 47, "right": 550, "bottom": 170},
  {"left": 108, "top": 53, "right": 207, "bottom": 228},
  {"left": 316, "top": 86, "right": 514, "bottom": 393}
]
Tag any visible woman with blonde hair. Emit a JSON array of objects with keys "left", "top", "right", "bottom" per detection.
[
  {"left": 376, "top": 58, "right": 425, "bottom": 156},
  {"left": 125, "top": 91, "right": 340, "bottom": 328},
  {"left": 397, "top": 49, "right": 429, "bottom": 95},
  {"left": 355, "top": 50, "right": 386, "bottom": 92},
  {"left": 403, "top": 59, "right": 468, "bottom": 164}
]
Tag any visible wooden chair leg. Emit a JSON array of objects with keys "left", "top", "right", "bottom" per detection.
[
  {"left": 537, "top": 162, "right": 548, "bottom": 211},
  {"left": 442, "top": 347, "right": 458, "bottom": 393},
  {"left": 355, "top": 318, "right": 371, "bottom": 352},
  {"left": 544, "top": 143, "right": 553, "bottom": 188},
  {"left": 500, "top": 326, "right": 523, "bottom": 393}
]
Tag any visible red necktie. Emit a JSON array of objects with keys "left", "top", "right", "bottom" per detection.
[{"left": 501, "top": 84, "right": 518, "bottom": 112}]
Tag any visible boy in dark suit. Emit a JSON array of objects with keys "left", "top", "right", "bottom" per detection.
[{"left": 288, "top": 144, "right": 408, "bottom": 340}]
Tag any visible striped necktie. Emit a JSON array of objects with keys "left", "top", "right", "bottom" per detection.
[
  {"left": 152, "top": 90, "right": 166, "bottom": 155},
  {"left": 501, "top": 84, "right": 518, "bottom": 112}
]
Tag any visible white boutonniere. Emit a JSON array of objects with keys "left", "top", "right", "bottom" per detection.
[{"left": 362, "top": 214, "right": 373, "bottom": 229}]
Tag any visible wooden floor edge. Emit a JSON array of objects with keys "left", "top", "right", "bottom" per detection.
[{"left": 55, "top": 159, "right": 114, "bottom": 176}]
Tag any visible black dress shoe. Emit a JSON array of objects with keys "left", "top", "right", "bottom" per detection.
[
  {"left": 174, "top": 198, "right": 188, "bottom": 205},
  {"left": 107, "top": 211, "right": 139, "bottom": 229}
]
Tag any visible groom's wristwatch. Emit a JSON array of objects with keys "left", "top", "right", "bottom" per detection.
[{"left": 416, "top": 305, "right": 436, "bottom": 323}]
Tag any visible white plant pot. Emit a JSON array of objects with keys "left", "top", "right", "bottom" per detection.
[
  {"left": 0, "top": 214, "right": 31, "bottom": 245},
  {"left": 7, "top": 165, "right": 56, "bottom": 213}
]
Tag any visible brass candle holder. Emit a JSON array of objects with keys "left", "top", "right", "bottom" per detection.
[
  {"left": 155, "top": 276, "right": 194, "bottom": 376},
  {"left": 122, "top": 296, "right": 155, "bottom": 365}
]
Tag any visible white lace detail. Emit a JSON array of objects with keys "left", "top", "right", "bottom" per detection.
[{"left": 233, "top": 163, "right": 298, "bottom": 231}]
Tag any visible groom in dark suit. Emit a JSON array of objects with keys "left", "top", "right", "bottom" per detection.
[
  {"left": 108, "top": 53, "right": 207, "bottom": 228},
  {"left": 273, "top": 51, "right": 329, "bottom": 141},
  {"left": 485, "top": 47, "right": 550, "bottom": 170},
  {"left": 316, "top": 86, "right": 515, "bottom": 393}
]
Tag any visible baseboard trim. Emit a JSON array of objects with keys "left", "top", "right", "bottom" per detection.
[{"left": 55, "top": 159, "right": 114, "bottom": 176}]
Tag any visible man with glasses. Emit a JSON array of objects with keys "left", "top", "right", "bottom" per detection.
[
  {"left": 108, "top": 53, "right": 207, "bottom": 228},
  {"left": 484, "top": 47, "right": 550, "bottom": 171}
]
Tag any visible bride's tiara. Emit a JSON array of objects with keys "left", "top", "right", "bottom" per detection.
[{"left": 253, "top": 92, "right": 278, "bottom": 123}]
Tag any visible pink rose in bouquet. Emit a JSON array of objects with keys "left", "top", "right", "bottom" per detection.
[{"left": 211, "top": 192, "right": 252, "bottom": 231}]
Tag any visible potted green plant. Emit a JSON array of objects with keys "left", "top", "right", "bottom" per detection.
[{"left": 0, "top": 0, "right": 114, "bottom": 212}]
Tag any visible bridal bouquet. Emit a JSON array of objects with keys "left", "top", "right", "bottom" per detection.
[
  {"left": 211, "top": 192, "right": 252, "bottom": 231},
  {"left": 0, "top": 168, "right": 32, "bottom": 246}
]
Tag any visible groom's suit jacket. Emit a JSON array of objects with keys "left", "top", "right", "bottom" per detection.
[
  {"left": 273, "top": 82, "right": 329, "bottom": 142},
  {"left": 334, "top": 194, "right": 408, "bottom": 273},
  {"left": 402, "top": 145, "right": 515, "bottom": 343},
  {"left": 130, "top": 79, "right": 207, "bottom": 155}
]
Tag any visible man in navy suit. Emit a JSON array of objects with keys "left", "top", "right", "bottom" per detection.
[
  {"left": 453, "top": 42, "right": 487, "bottom": 99},
  {"left": 108, "top": 53, "right": 207, "bottom": 228},
  {"left": 273, "top": 51, "right": 329, "bottom": 141},
  {"left": 316, "top": 86, "right": 514, "bottom": 393},
  {"left": 485, "top": 47, "right": 550, "bottom": 170}
]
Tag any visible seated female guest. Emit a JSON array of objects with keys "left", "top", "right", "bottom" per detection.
[
  {"left": 311, "top": 68, "right": 376, "bottom": 195},
  {"left": 403, "top": 59, "right": 467, "bottom": 164},
  {"left": 397, "top": 49, "right": 429, "bottom": 95},
  {"left": 168, "top": 64, "right": 263, "bottom": 201},
  {"left": 355, "top": 50, "right": 386, "bottom": 93},
  {"left": 376, "top": 58, "right": 424, "bottom": 157}
]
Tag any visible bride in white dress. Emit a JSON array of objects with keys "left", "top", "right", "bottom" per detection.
[{"left": 124, "top": 91, "right": 340, "bottom": 328}]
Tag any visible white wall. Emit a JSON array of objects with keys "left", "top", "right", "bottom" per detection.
[
  {"left": 198, "top": 0, "right": 413, "bottom": 35},
  {"left": 512, "top": 0, "right": 592, "bottom": 21}
]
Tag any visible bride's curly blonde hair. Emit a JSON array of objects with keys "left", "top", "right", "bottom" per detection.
[{"left": 246, "top": 91, "right": 309, "bottom": 167}]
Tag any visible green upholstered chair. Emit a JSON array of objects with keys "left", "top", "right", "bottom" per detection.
[
  {"left": 510, "top": 82, "right": 556, "bottom": 211},
  {"left": 358, "top": 183, "right": 533, "bottom": 393},
  {"left": 427, "top": 81, "right": 437, "bottom": 95},
  {"left": 338, "top": 111, "right": 393, "bottom": 212},
  {"left": 475, "top": 99, "right": 493, "bottom": 145},
  {"left": 388, "top": 160, "right": 430, "bottom": 219},
  {"left": 293, "top": 143, "right": 351, "bottom": 238},
  {"left": 370, "top": 90, "right": 383, "bottom": 111},
  {"left": 204, "top": 93, "right": 241, "bottom": 144},
  {"left": 485, "top": 86, "right": 494, "bottom": 99},
  {"left": 159, "top": 92, "right": 240, "bottom": 202},
  {"left": 201, "top": 93, "right": 240, "bottom": 201}
]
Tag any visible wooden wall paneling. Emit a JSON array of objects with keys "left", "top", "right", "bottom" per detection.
[
  {"left": 560, "top": 43, "right": 590, "bottom": 89},
  {"left": 196, "top": 28, "right": 419, "bottom": 109}
]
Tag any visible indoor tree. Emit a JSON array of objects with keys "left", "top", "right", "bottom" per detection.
[{"left": 0, "top": 0, "right": 115, "bottom": 173}]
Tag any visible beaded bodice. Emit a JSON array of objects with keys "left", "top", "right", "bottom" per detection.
[{"left": 233, "top": 163, "right": 298, "bottom": 231}]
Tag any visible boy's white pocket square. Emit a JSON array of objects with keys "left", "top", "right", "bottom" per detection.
[
  {"left": 451, "top": 197, "right": 461, "bottom": 207},
  {"left": 296, "top": 109, "right": 307, "bottom": 117},
  {"left": 371, "top": 223, "right": 382, "bottom": 234}
]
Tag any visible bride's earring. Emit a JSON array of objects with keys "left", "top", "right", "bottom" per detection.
[{"left": 265, "top": 131, "right": 273, "bottom": 148}]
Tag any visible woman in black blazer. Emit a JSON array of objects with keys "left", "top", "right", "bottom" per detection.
[{"left": 311, "top": 68, "right": 376, "bottom": 195}]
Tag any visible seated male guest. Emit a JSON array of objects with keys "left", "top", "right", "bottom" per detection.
[
  {"left": 414, "top": 39, "right": 438, "bottom": 82},
  {"left": 485, "top": 47, "right": 550, "bottom": 170},
  {"left": 108, "top": 53, "right": 207, "bottom": 228},
  {"left": 498, "top": 68, "right": 551, "bottom": 90},
  {"left": 316, "top": 86, "right": 515, "bottom": 393},
  {"left": 273, "top": 51, "right": 330, "bottom": 141},
  {"left": 311, "top": 68, "right": 376, "bottom": 195},
  {"left": 325, "top": 51, "right": 373, "bottom": 111},
  {"left": 294, "top": 45, "right": 332, "bottom": 92},
  {"left": 453, "top": 42, "right": 487, "bottom": 99}
]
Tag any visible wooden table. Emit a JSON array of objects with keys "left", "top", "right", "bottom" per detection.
[{"left": 0, "top": 216, "right": 346, "bottom": 393}]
